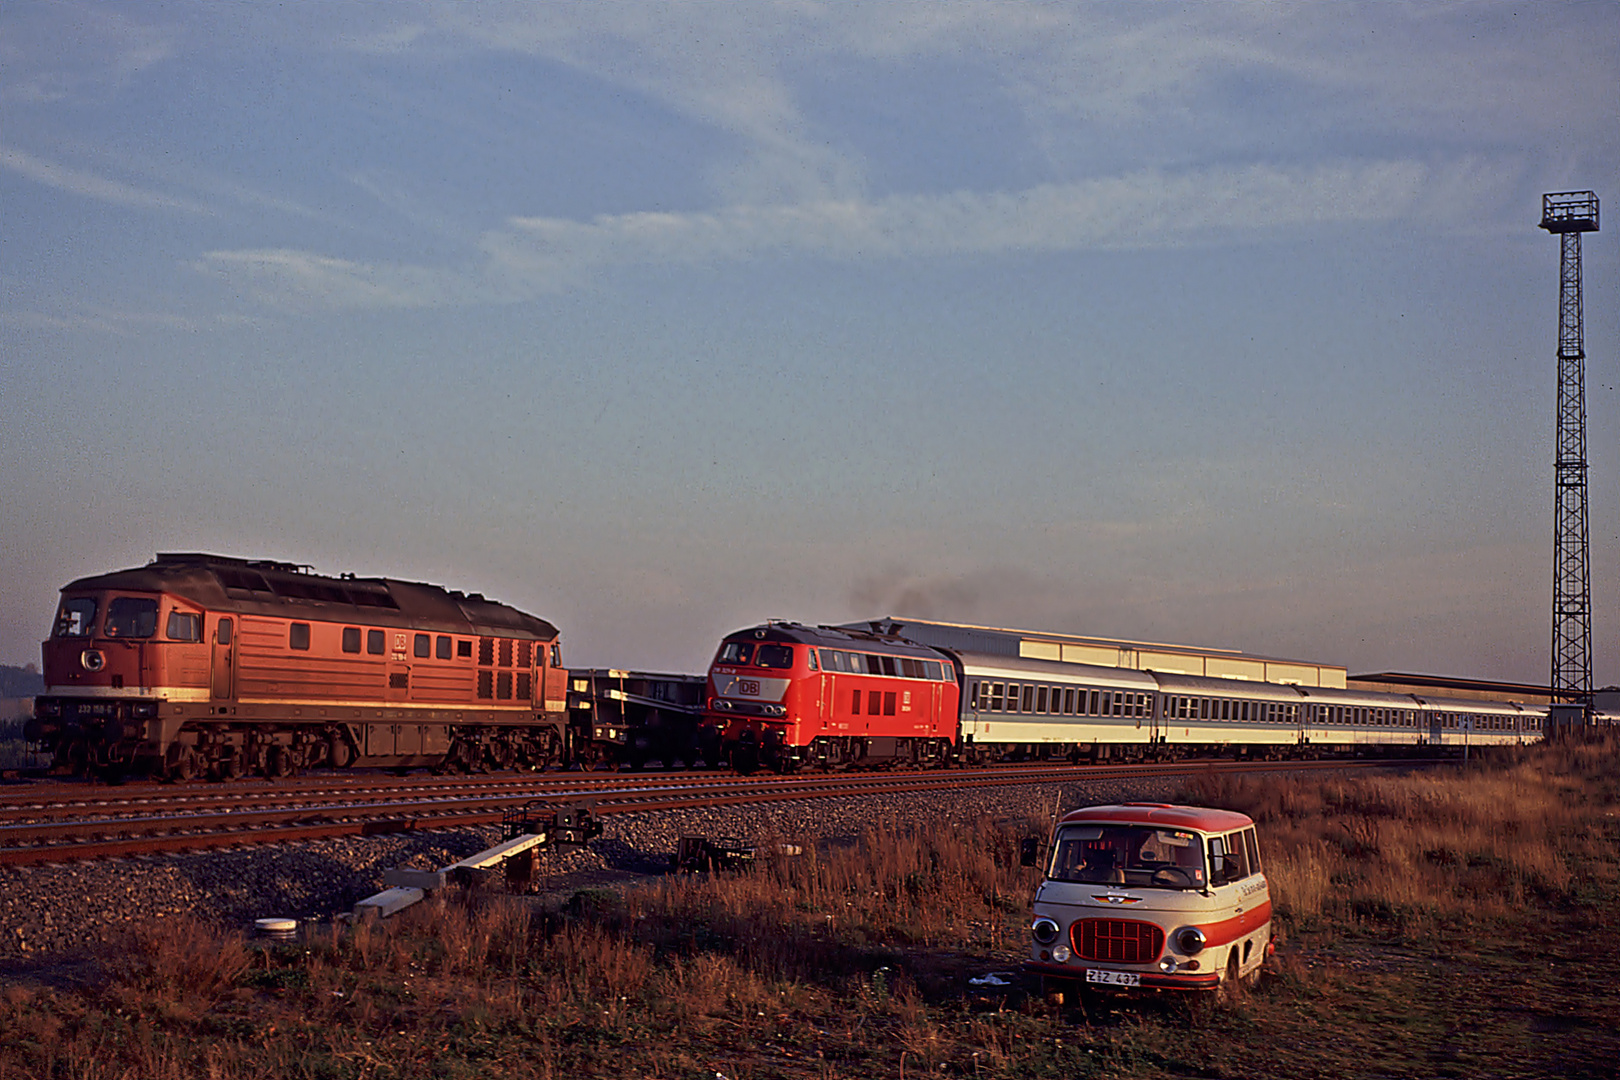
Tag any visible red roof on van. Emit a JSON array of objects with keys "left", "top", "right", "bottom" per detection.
[{"left": 1057, "top": 803, "right": 1254, "bottom": 833}]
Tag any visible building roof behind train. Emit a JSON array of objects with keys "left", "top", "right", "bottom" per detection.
[{"left": 847, "top": 617, "right": 1347, "bottom": 689}]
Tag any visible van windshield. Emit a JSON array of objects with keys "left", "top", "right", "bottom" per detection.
[{"left": 1047, "top": 824, "right": 1207, "bottom": 890}]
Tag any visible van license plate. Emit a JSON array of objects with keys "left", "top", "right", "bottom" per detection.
[{"left": 1085, "top": 970, "right": 1140, "bottom": 987}]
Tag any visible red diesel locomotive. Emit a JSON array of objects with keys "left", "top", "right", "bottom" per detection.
[
  {"left": 704, "top": 621, "right": 960, "bottom": 770},
  {"left": 28, "top": 553, "right": 569, "bottom": 780}
]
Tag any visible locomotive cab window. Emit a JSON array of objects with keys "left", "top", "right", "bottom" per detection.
[
  {"left": 755, "top": 644, "right": 794, "bottom": 669},
  {"left": 549, "top": 643, "right": 561, "bottom": 667},
  {"left": 165, "top": 610, "right": 202, "bottom": 642},
  {"left": 104, "top": 597, "right": 158, "bottom": 638},
  {"left": 54, "top": 598, "right": 98, "bottom": 637},
  {"left": 718, "top": 642, "right": 754, "bottom": 665}
]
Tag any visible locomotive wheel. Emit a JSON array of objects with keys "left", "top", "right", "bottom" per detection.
[
  {"left": 216, "top": 753, "right": 243, "bottom": 781},
  {"left": 266, "top": 745, "right": 292, "bottom": 778},
  {"left": 327, "top": 736, "right": 355, "bottom": 769},
  {"left": 167, "top": 748, "right": 198, "bottom": 783}
]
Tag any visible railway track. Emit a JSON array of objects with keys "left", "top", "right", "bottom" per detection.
[{"left": 0, "top": 757, "right": 1429, "bottom": 868}]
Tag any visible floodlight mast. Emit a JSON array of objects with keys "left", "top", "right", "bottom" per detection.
[{"left": 1538, "top": 191, "right": 1599, "bottom": 708}]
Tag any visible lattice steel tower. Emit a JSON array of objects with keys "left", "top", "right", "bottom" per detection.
[{"left": 1539, "top": 191, "right": 1599, "bottom": 701}]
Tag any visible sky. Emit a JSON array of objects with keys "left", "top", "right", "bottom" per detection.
[{"left": 2, "top": 2, "right": 1618, "bottom": 687}]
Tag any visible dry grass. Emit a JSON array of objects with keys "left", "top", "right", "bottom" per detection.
[{"left": 1, "top": 738, "right": 1616, "bottom": 1078}]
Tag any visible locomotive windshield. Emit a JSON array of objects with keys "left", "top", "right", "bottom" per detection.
[
  {"left": 1047, "top": 824, "right": 1207, "bottom": 890},
  {"left": 104, "top": 597, "right": 159, "bottom": 638},
  {"left": 54, "top": 597, "right": 97, "bottom": 637},
  {"left": 717, "top": 642, "right": 794, "bottom": 669}
]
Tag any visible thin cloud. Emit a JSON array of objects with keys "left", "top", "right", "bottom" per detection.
[
  {"left": 198, "top": 156, "right": 1507, "bottom": 311},
  {"left": 1, "top": 143, "right": 209, "bottom": 214}
]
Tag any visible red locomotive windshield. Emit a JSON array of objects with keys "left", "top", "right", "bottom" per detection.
[
  {"left": 717, "top": 641, "right": 794, "bottom": 669},
  {"left": 54, "top": 597, "right": 98, "bottom": 637},
  {"left": 104, "top": 597, "right": 159, "bottom": 638}
]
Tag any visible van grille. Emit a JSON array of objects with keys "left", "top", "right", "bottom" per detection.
[{"left": 1072, "top": 919, "right": 1164, "bottom": 963}]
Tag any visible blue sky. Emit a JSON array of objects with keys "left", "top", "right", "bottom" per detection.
[{"left": 3, "top": 2, "right": 1617, "bottom": 685}]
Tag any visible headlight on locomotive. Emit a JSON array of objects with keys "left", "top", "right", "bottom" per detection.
[{"left": 1031, "top": 917, "right": 1061, "bottom": 945}]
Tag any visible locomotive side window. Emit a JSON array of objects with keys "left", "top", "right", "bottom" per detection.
[
  {"left": 824, "top": 650, "right": 848, "bottom": 672},
  {"left": 342, "top": 627, "right": 361, "bottom": 653},
  {"left": 851, "top": 688, "right": 861, "bottom": 714},
  {"left": 414, "top": 634, "right": 431, "bottom": 658},
  {"left": 459, "top": 640, "right": 473, "bottom": 658},
  {"left": 437, "top": 635, "right": 452, "bottom": 659},
  {"left": 165, "top": 611, "right": 202, "bottom": 642},
  {"left": 923, "top": 660, "right": 943, "bottom": 680},
  {"left": 549, "top": 643, "right": 561, "bottom": 667},
  {"left": 719, "top": 642, "right": 754, "bottom": 665},
  {"left": 289, "top": 623, "right": 311, "bottom": 650},
  {"left": 216, "top": 618, "right": 232, "bottom": 645},
  {"left": 105, "top": 597, "right": 158, "bottom": 638},
  {"left": 55, "top": 598, "right": 98, "bottom": 637},
  {"left": 868, "top": 690, "right": 882, "bottom": 715},
  {"left": 367, "top": 629, "right": 385, "bottom": 655},
  {"left": 806, "top": 649, "right": 819, "bottom": 671}
]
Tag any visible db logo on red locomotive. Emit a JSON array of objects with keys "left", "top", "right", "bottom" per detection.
[{"left": 737, "top": 679, "right": 761, "bottom": 696}]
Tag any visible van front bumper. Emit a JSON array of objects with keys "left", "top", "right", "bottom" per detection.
[{"left": 1024, "top": 959, "right": 1220, "bottom": 991}]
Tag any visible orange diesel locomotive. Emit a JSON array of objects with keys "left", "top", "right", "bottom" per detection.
[
  {"left": 28, "top": 553, "right": 568, "bottom": 780},
  {"left": 703, "top": 621, "right": 961, "bottom": 771}
]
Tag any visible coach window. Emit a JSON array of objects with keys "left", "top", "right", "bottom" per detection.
[
  {"left": 437, "top": 635, "right": 452, "bottom": 660},
  {"left": 990, "top": 683, "right": 1004, "bottom": 711},
  {"left": 414, "top": 633, "right": 431, "bottom": 659},
  {"left": 367, "top": 629, "right": 386, "bottom": 655},
  {"left": 165, "top": 610, "right": 202, "bottom": 642},
  {"left": 342, "top": 627, "right": 362, "bottom": 653},
  {"left": 1036, "top": 686, "right": 1049, "bottom": 713},
  {"left": 289, "top": 623, "right": 311, "bottom": 651},
  {"left": 1021, "top": 685, "right": 1034, "bottom": 712}
]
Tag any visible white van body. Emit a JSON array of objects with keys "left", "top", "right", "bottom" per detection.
[{"left": 1026, "top": 803, "right": 1272, "bottom": 993}]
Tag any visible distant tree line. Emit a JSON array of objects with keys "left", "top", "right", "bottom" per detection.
[{"left": 0, "top": 665, "right": 44, "bottom": 699}]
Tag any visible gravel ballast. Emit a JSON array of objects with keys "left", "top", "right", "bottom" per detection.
[{"left": 0, "top": 773, "right": 1192, "bottom": 966}]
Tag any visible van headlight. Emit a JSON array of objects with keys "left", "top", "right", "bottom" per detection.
[
  {"left": 1031, "top": 917, "right": 1060, "bottom": 945},
  {"left": 1174, "top": 927, "right": 1206, "bottom": 955},
  {"left": 1051, "top": 945, "right": 1071, "bottom": 963}
]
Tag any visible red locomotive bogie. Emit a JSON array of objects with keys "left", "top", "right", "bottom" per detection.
[
  {"left": 704, "top": 622, "right": 959, "bottom": 770},
  {"left": 31, "top": 554, "right": 569, "bottom": 780}
]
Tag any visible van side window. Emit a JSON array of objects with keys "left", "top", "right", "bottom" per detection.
[
  {"left": 1224, "top": 832, "right": 1250, "bottom": 879},
  {"left": 1244, "top": 828, "right": 1262, "bottom": 874}
]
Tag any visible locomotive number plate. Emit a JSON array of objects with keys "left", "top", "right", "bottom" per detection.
[
  {"left": 1085, "top": 969, "right": 1140, "bottom": 987},
  {"left": 737, "top": 679, "right": 760, "bottom": 696}
]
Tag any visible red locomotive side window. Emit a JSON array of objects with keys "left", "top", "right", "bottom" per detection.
[
  {"left": 851, "top": 688, "right": 861, "bottom": 715},
  {"left": 549, "top": 643, "right": 562, "bottom": 667},
  {"left": 165, "top": 610, "right": 202, "bottom": 642},
  {"left": 883, "top": 692, "right": 896, "bottom": 716},
  {"left": 868, "top": 690, "right": 881, "bottom": 715},
  {"left": 719, "top": 642, "right": 753, "bottom": 665},
  {"left": 289, "top": 623, "right": 310, "bottom": 650},
  {"left": 459, "top": 640, "right": 473, "bottom": 658},
  {"left": 437, "top": 635, "right": 452, "bottom": 659},
  {"left": 367, "top": 629, "right": 385, "bottom": 655},
  {"left": 414, "top": 634, "right": 430, "bottom": 658},
  {"left": 342, "top": 627, "right": 361, "bottom": 653}
]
